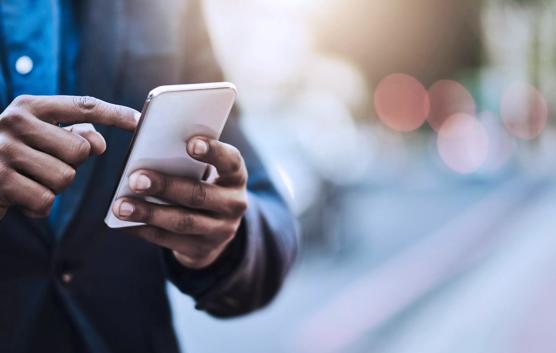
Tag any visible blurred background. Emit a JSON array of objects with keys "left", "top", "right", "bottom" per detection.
[{"left": 169, "top": 1, "right": 556, "bottom": 352}]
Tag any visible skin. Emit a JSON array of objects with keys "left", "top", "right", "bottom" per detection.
[
  {"left": 112, "top": 137, "right": 248, "bottom": 269},
  {"left": 0, "top": 95, "right": 139, "bottom": 219},
  {"left": 0, "top": 95, "right": 248, "bottom": 269}
]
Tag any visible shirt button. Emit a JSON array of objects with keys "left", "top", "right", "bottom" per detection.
[
  {"left": 61, "top": 271, "right": 74, "bottom": 284},
  {"left": 15, "top": 56, "right": 33, "bottom": 75}
]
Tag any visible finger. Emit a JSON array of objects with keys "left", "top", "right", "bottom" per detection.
[
  {"left": 3, "top": 141, "right": 75, "bottom": 193},
  {"left": 1, "top": 108, "right": 96, "bottom": 165},
  {"left": 125, "top": 226, "right": 222, "bottom": 269},
  {"left": 12, "top": 95, "right": 139, "bottom": 131},
  {"left": 112, "top": 197, "right": 231, "bottom": 237},
  {"left": 65, "top": 123, "right": 106, "bottom": 155},
  {"left": 187, "top": 137, "right": 247, "bottom": 187},
  {"left": 0, "top": 169, "right": 54, "bottom": 217},
  {"left": 127, "top": 169, "right": 247, "bottom": 216}
]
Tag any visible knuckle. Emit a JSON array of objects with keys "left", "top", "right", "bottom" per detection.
[
  {"left": 0, "top": 108, "right": 29, "bottom": 132},
  {"left": 229, "top": 160, "right": 241, "bottom": 174},
  {"left": 236, "top": 172, "right": 248, "bottom": 186},
  {"left": 0, "top": 138, "right": 16, "bottom": 158},
  {"left": 70, "top": 138, "right": 91, "bottom": 161},
  {"left": 174, "top": 214, "right": 195, "bottom": 234},
  {"left": 229, "top": 198, "right": 248, "bottom": 216},
  {"left": 156, "top": 174, "right": 170, "bottom": 195},
  {"left": 227, "top": 153, "right": 244, "bottom": 174},
  {"left": 59, "top": 167, "right": 76, "bottom": 187},
  {"left": 222, "top": 224, "right": 238, "bottom": 239},
  {"left": 210, "top": 141, "right": 224, "bottom": 159},
  {"left": 190, "top": 182, "right": 207, "bottom": 207},
  {"left": 74, "top": 96, "right": 98, "bottom": 114},
  {"left": 34, "top": 190, "right": 55, "bottom": 215},
  {"left": 138, "top": 204, "right": 153, "bottom": 223},
  {"left": 12, "top": 95, "right": 33, "bottom": 107}
]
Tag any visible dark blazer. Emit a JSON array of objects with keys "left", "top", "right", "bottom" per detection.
[{"left": 0, "top": 1, "right": 298, "bottom": 352}]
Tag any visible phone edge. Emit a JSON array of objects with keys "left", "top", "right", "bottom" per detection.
[{"left": 104, "top": 82, "right": 237, "bottom": 228}]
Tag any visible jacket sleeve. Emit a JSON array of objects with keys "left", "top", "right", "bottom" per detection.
[{"left": 162, "top": 0, "right": 299, "bottom": 317}]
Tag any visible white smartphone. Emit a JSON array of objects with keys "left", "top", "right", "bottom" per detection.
[{"left": 104, "top": 82, "right": 237, "bottom": 229}]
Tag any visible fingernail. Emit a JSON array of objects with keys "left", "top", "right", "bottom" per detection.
[
  {"left": 118, "top": 201, "right": 134, "bottom": 217},
  {"left": 129, "top": 173, "right": 151, "bottom": 192},
  {"left": 191, "top": 139, "right": 208, "bottom": 156}
]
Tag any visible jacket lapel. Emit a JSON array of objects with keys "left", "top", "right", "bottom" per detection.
[
  {"left": 56, "top": 0, "right": 125, "bottom": 239},
  {"left": 75, "top": 0, "right": 125, "bottom": 102}
]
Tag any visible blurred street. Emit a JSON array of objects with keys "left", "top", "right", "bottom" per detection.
[{"left": 169, "top": 169, "right": 556, "bottom": 353}]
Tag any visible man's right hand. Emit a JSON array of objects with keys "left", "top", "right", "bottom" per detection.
[{"left": 0, "top": 95, "right": 139, "bottom": 220}]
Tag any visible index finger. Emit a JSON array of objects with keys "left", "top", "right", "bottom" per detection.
[{"left": 12, "top": 95, "right": 139, "bottom": 131}]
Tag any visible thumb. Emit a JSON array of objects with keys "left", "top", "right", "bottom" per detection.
[{"left": 65, "top": 123, "right": 107, "bottom": 155}]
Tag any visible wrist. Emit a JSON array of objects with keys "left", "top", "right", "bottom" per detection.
[
  {"left": 172, "top": 241, "right": 230, "bottom": 270},
  {"left": 163, "top": 222, "right": 247, "bottom": 299}
]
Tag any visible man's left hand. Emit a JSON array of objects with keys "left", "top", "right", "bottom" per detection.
[{"left": 113, "top": 137, "right": 248, "bottom": 269}]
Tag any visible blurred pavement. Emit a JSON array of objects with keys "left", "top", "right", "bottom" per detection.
[{"left": 168, "top": 173, "right": 556, "bottom": 353}]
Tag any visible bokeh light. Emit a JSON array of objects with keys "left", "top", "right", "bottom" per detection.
[
  {"left": 500, "top": 82, "right": 548, "bottom": 140},
  {"left": 479, "top": 111, "right": 514, "bottom": 173},
  {"left": 428, "top": 80, "right": 476, "bottom": 132},
  {"left": 437, "top": 114, "right": 489, "bottom": 174},
  {"left": 374, "top": 73, "right": 430, "bottom": 132}
]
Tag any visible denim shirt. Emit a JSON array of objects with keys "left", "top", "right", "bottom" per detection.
[{"left": 0, "top": 0, "right": 78, "bottom": 230}]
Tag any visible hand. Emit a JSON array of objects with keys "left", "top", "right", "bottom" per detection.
[
  {"left": 0, "top": 95, "right": 139, "bottom": 220},
  {"left": 113, "top": 137, "right": 248, "bottom": 269}
]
